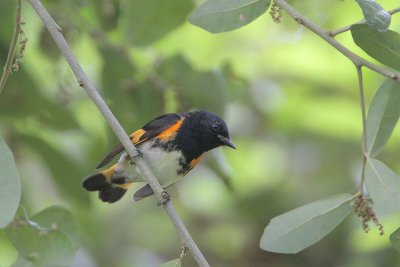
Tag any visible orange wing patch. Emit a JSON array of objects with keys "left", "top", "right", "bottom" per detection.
[
  {"left": 189, "top": 155, "right": 203, "bottom": 171},
  {"left": 156, "top": 118, "right": 184, "bottom": 142},
  {"left": 96, "top": 128, "right": 148, "bottom": 169},
  {"left": 130, "top": 129, "right": 146, "bottom": 144}
]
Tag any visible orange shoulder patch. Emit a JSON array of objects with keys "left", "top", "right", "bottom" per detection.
[{"left": 156, "top": 118, "right": 184, "bottom": 142}]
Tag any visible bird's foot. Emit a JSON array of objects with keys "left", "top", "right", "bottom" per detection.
[
  {"left": 157, "top": 191, "right": 171, "bottom": 206},
  {"left": 130, "top": 149, "right": 143, "bottom": 165}
]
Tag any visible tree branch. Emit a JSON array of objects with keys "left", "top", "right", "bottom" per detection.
[
  {"left": 26, "top": 0, "right": 209, "bottom": 266},
  {"left": 273, "top": 0, "right": 400, "bottom": 81},
  {"left": 0, "top": 0, "right": 23, "bottom": 94},
  {"left": 328, "top": 7, "right": 400, "bottom": 37}
]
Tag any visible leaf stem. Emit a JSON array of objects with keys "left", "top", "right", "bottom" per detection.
[
  {"left": 356, "top": 65, "right": 368, "bottom": 194},
  {"left": 0, "top": 0, "right": 23, "bottom": 94},
  {"left": 273, "top": 0, "right": 400, "bottom": 81},
  {"left": 359, "top": 155, "right": 367, "bottom": 195},
  {"left": 357, "top": 66, "right": 368, "bottom": 154},
  {"left": 328, "top": 7, "right": 400, "bottom": 37},
  {"left": 26, "top": 0, "right": 209, "bottom": 266}
]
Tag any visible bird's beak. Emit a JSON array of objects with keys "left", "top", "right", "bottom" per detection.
[{"left": 218, "top": 134, "right": 236, "bottom": 149}]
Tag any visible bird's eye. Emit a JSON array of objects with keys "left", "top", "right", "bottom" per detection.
[{"left": 211, "top": 122, "right": 221, "bottom": 132}]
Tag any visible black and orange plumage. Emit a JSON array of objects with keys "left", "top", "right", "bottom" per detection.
[{"left": 82, "top": 110, "right": 235, "bottom": 203}]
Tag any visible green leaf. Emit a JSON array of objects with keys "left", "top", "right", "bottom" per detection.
[
  {"left": 356, "top": 0, "right": 391, "bottom": 32},
  {"left": 0, "top": 1, "right": 17, "bottom": 44},
  {"left": 31, "top": 206, "right": 79, "bottom": 249},
  {"left": 0, "top": 138, "right": 21, "bottom": 228},
  {"left": 10, "top": 256, "right": 35, "bottom": 267},
  {"left": 366, "top": 79, "right": 400, "bottom": 157},
  {"left": 120, "top": 0, "right": 193, "bottom": 46},
  {"left": 351, "top": 24, "right": 400, "bottom": 71},
  {"left": 390, "top": 227, "right": 400, "bottom": 253},
  {"left": 260, "top": 194, "right": 352, "bottom": 253},
  {"left": 38, "top": 26, "right": 61, "bottom": 60},
  {"left": 365, "top": 159, "right": 400, "bottom": 215},
  {"left": 17, "top": 134, "right": 89, "bottom": 203},
  {"left": 189, "top": 0, "right": 270, "bottom": 33},
  {"left": 157, "top": 55, "right": 229, "bottom": 114},
  {"left": 0, "top": 69, "right": 79, "bottom": 130},
  {"left": 6, "top": 207, "right": 76, "bottom": 267},
  {"left": 100, "top": 47, "right": 163, "bottom": 127},
  {"left": 160, "top": 259, "right": 181, "bottom": 267}
]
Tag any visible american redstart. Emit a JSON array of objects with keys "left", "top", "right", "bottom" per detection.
[{"left": 82, "top": 110, "right": 236, "bottom": 203}]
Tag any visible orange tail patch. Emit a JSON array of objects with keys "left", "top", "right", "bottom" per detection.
[{"left": 82, "top": 164, "right": 131, "bottom": 203}]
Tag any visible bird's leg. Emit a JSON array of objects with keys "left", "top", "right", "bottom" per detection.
[
  {"left": 157, "top": 190, "right": 171, "bottom": 206},
  {"left": 129, "top": 149, "right": 143, "bottom": 165},
  {"left": 180, "top": 244, "right": 187, "bottom": 260}
]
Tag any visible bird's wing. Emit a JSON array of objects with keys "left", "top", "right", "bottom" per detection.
[{"left": 96, "top": 113, "right": 183, "bottom": 169}]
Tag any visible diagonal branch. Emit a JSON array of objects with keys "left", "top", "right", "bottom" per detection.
[
  {"left": 0, "top": 0, "right": 23, "bottom": 94},
  {"left": 27, "top": 0, "right": 209, "bottom": 266},
  {"left": 273, "top": 0, "right": 400, "bottom": 81}
]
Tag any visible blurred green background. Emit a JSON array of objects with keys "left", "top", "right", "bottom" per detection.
[{"left": 1, "top": 0, "right": 400, "bottom": 266}]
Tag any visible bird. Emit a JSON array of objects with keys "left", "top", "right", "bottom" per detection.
[{"left": 82, "top": 110, "right": 236, "bottom": 203}]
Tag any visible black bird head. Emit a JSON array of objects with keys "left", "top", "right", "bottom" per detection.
[{"left": 196, "top": 110, "right": 236, "bottom": 151}]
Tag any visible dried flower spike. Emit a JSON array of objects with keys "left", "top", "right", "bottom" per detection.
[
  {"left": 12, "top": 27, "right": 28, "bottom": 72},
  {"left": 353, "top": 195, "right": 384, "bottom": 235},
  {"left": 269, "top": 1, "right": 282, "bottom": 23}
]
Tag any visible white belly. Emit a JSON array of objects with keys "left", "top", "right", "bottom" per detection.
[{"left": 114, "top": 142, "right": 185, "bottom": 187}]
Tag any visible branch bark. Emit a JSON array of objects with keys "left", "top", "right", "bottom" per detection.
[
  {"left": 0, "top": 0, "right": 23, "bottom": 94},
  {"left": 274, "top": 0, "right": 400, "bottom": 81},
  {"left": 27, "top": 0, "right": 209, "bottom": 266}
]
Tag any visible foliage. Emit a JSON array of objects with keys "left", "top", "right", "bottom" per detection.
[
  {"left": 6, "top": 207, "right": 78, "bottom": 267},
  {"left": 120, "top": 0, "right": 194, "bottom": 46},
  {"left": 189, "top": 0, "right": 271, "bottom": 33},
  {"left": 356, "top": 0, "right": 391, "bottom": 32},
  {"left": 390, "top": 227, "right": 400, "bottom": 253},
  {"left": 351, "top": 24, "right": 400, "bottom": 71},
  {"left": 160, "top": 259, "right": 181, "bottom": 267},
  {"left": 365, "top": 159, "right": 400, "bottom": 215},
  {"left": 190, "top": 0, "right": 400, "bottom": 260},
  {"left": 366, "top": 79, "right": 400, "bottom": 157},
  {"left": 260, "top": 194, "right": 353, "bottom": 253},
  {"left": 1, "top": 0, "right": 400, "bottom": 266},
  {"left": 0, "top": 138, "right": 20, "bottom": 228}
]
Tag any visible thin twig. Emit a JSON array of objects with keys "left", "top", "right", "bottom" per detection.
[
  {"left": 356, "top": 65, "right": 368, "bottom": 194},
  {"left": 0, "top": 0, "right": 23, "bottom": 94},
  {"left": 388, "top": 8, "right": 400, "bottom": 16},
  {"left": 273, "top": 0, "right": 400, "bottom": 81},
  {"left": 328, "top": 7, "right": 400, "bottom": 37},
  {"left": 27, "top": 0, "right": 209, "bottom": 266}
]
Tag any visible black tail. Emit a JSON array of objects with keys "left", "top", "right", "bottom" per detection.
[{"left": 82, "top": 173, "right": 127, "bottom": 203}]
